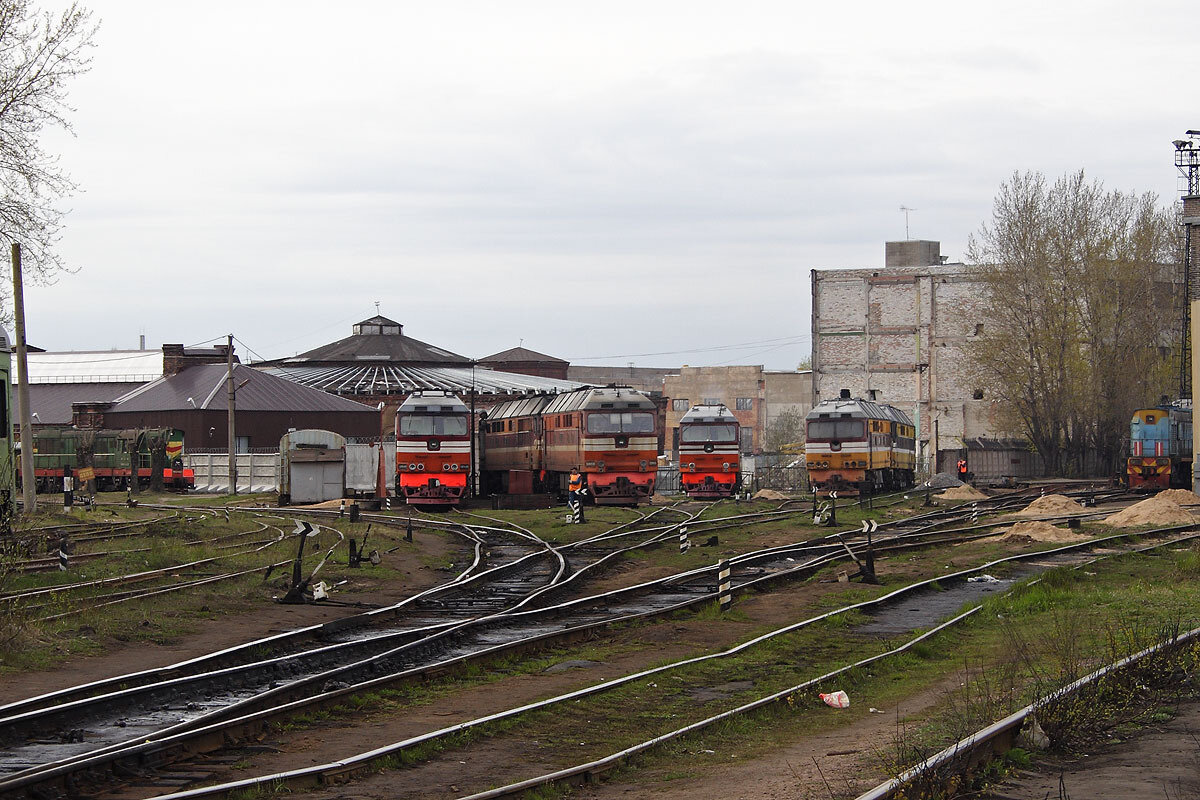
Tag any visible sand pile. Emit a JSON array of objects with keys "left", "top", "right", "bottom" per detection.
[
  {"left": 1101, "top": 494, "right": 1196, "bottom": 528},
  {"left": 1015, "top": 494, "right": 1085, "bottom": 518},
  {"left": 936, "top": 485, "right": 988, "bottom": 502},
  {"left": 1158, "top": 489, "right": 1200, "bottom": 505},
  {"left": 299, "top": 498, "right": 357, "bottom": 509},
  {"left": 998, "top": 520, "right": 1088, "bottom": 543},
  {"left": 753, "top": 489, "right": 789, "bottom": 501}
]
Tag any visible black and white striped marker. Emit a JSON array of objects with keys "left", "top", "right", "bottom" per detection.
[
  {"left": 679, "top": 526, "right": 690, "bottom": 553},
  {"left": 718, "top": 559, "right": 731, "bottom": 611}
]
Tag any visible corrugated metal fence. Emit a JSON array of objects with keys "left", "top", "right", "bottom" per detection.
[
  {"left": 185, "top": 453, "right": 280, "bottom": 494},
  {"left": 186, "top": 443, "right": 396, "bottom": 495}
]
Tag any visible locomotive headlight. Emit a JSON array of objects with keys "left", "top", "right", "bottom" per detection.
[
  {"left": 639, "top": 460, "right": 647, "bottom": 470},
  {"left": 408, "top": 462, "right": 417, "bottom": 471},
  {"left": 443, "top": 464, "right": 451, "bottom": 471},
  {"left": 722, "top": 462, "right": 730, "bottom": 470},
  {"left": 416, "top": 463, "right": 425, "bottom": 471},
  {"left": 597, "top": 461, "right": 606, "bottom": 472},
  {"left": 451, "top": 463, "right": 460, "bottom": 471},
  {"left": 688, "top": 462, "right": 696, "bottom": 471}
]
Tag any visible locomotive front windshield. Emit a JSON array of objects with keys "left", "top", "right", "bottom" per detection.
[
  {"left": 398, "top": 414, "right": 468, "bottom": 437},
  {"left": 680, "top": 424, "right": 737, "bottom": 443},
  {"left": 806, "top": 419, "right": 865, "bottom": 440},
  {"left": 587, "top": 412, "right": 655, "bottom": 435}
]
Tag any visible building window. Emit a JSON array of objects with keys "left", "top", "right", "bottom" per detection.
[
  {"left": 739, "top": 427, "right": 753, "bottom": 453},
  {"left": 735, "top": 397, "right": 753, "bottom": 411},
  {"left": 975, "top": 323, "right": 984, "bottom": 336},
  {"left": 703, "top": 397, "right": 720, "bottom": 406},
  {"left": 973, "top": 388, "right": 984, "bottom": 400},
  {"left": 672, "top": 398, "right": 689, "bottom": 412},
  {"left": 235, "top": 436, "right": 251, "bottom": 454}
]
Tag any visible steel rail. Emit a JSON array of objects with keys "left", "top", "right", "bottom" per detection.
[
  {"left": 0, "top": 501, "right": 1142, "bottom": 796},
  {"left": 0, "top": 517, "right": 487, "bottom": 722},
  {"left": 133, "top": 523, "right": 1200, "bottom": 800}
]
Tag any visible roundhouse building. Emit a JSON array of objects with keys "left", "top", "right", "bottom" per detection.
[{"left": 260, "top": 315, "right": 583, "bottom": 413}]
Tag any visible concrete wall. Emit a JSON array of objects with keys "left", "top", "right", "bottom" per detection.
[{"left": 812, "top": 262, "right": 1014, "bottom": 467}]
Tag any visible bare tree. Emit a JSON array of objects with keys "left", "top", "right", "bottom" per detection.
[
  {"left": 762, "top": 407, "right": 805, "bottom": 453},
  {"left": 0, "top": 0, "right": 95, "bottom": 313},
  {"left": 966, "top": 170, "right": 1177, "bottom": 476}
]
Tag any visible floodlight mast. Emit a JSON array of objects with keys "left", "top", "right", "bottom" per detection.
[{"left": 1176, "top": 131, "right": 1200, "bottom": 494}]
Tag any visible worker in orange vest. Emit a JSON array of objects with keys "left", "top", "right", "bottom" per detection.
[
  {"left": 568, "top": 470, "right": 585, "bottom": 522},
  {"left": 956, "top": 458, "right": 968, "bottom": 483}
]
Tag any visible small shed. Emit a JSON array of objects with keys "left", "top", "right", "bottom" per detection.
[{"left": 280, "top": 430, "right": 347, "bottom": 504}]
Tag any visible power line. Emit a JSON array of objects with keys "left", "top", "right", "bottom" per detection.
[{"left": 570, "top": 334, "right": 810, "bottom": 362}]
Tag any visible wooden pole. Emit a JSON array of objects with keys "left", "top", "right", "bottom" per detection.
[
  {"left": 227, "top": 333, "right": 237, "bottom": 495},
  {"left": 11, "top": 244, "right": 35, "bottom": 513}
]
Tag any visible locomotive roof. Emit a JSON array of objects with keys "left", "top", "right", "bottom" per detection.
[
  {"left": 398, "top": 391, "right": 468, "bottom": 414},
  {"left": 680, "top": 404, "right": 737, "bottom": 424},
  {"left": 486, "top": 386, "right": 655, "bottom": 421},
  {"left": 806, "top": 396, "right": 914, "bottom": 426}
]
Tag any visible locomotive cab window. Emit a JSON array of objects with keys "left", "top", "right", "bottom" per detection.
[
  {"left": 806, "top": 419, "right": 865, "bottom": 440},
  {"left": 587, "top": 412, "right": 655, "bottom": 434},
  {"left": 680, "top": 424, "right": 737, "bottom": 443},
  {"left": 399, "top": 415, "right": 468, "bottom": 436}
]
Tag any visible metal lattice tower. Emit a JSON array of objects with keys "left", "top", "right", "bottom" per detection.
[{"left": 1174, "top": 132, "right": 1200, "bottom": 400}]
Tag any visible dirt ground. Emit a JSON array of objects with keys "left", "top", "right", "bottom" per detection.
[
  {"left": 981, "top": 701, "right": 1200, "bottom": 799},
  {"left": 0, "top": 528, "right": 458, "bottom": 707}
]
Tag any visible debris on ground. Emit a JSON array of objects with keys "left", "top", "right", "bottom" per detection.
[
  {"left": 752, "top": 489, "right": 789, "bottom": 501},
  {"left": 1158, "top": 489, "right": 1200, "bottom": 505},
  {"left": 819, "top": 690, "right": 850, "bottom": 708},
  {"left": 995, "top": 521, "right": 1087, "bottom": 543},
  {"left": 1102, "top": 495, "right": 1196, "bottom": 528},
  {"left": 1015, "top": 494, "right": 1086, "bottom": 517},
  {"left": 967, "top": 574, "right": 1000, "bottom": 582},
  {"left": 935, "top": 485, "right": 988, "bottom": 502},
  {"left": 926, "top": 472, "right": 965, "bottom": 489}
]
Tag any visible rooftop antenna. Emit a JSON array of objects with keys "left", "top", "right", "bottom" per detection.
[
  {"left": 374, "top": 300, "right": 380, "bottom": 314},
  {"left": 519, "top": 337, "right": 524, "bottom": 347},
  {"left": 899, "top": 205, "right": 917, "bottom": 240}
]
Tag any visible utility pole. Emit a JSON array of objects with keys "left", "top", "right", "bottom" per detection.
[
  {"left": 11, "top": 244, "right": 35, "bottom": 513},
  {"left": 227, "top": 333, "right": 237, "bottom": 495}
]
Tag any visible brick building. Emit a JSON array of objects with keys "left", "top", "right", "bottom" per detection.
[
  {"left": 810, "top": 240, "right": 1015, "bottom": 474},
  {"left": 662, "top": 366, "right": 812, "bottom": 459}
]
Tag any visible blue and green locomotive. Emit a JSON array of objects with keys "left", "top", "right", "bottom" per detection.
[{"left": 1127, "top": 402, "right": 1193, "bottom": 490}]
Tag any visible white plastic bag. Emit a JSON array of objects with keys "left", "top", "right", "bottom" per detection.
[{"left": 820, "top": 690, "right": 850, "bottom": 708}]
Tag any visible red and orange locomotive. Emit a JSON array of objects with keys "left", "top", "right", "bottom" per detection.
[
  {"left": 483, "top": 386, "right": 658, "bottom": 505},
  {"left": 678, "top": 404, "right": 740, "bottom": 498},
  {"left": 394, "top": 391, "right": 470, "bottom": 506}
]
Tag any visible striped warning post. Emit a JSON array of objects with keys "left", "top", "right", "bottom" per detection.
[
  {"left": 679, "top": 526, "right": 689, "bottom": 553},
  {"left": 570, "top": 500, "right": 583, "bottom": 524},
  {"left": 718, "top": 559, "right": 731, "bottom": 611},
  {"left": 971, "top": 502, "right": 979, "bottom": 523}
]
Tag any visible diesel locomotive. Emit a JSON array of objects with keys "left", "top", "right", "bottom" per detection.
[
  {"left": 394, "top": 390, "right": 471, "bottom": 506},
  {"left": 22, "top": 427, "right": 193, "bottom": 492},
  {"left": 677, "top": 404, "right": 740, "bottom": 498},
  {"left": 1127, "top": 402, "right": 1193, "bottom": 490},
  {"left": 805, "top": 389, "right": 915, "bottom": 495},
  {"left": 483, "top": 386, "right": 658, "bottom": 505}
]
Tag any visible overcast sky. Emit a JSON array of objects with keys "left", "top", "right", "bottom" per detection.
[{"left": 18, "top": 0, "right": 1196, "bottom": 369}]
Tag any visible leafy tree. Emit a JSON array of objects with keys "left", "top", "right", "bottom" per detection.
[
  {"left": 965, "top": 170, "right": 1177, "bottom": 476},
  {"left": 0, "top": 0, "right": 96, "bottom": 312}
]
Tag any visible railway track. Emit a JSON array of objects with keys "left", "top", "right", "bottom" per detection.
[
  {"left": 108, "top": 517, "right": 1200, "bottom": 800},
  {"left": 0, "top": 490, "right": 1152, "bottom": 799}
]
